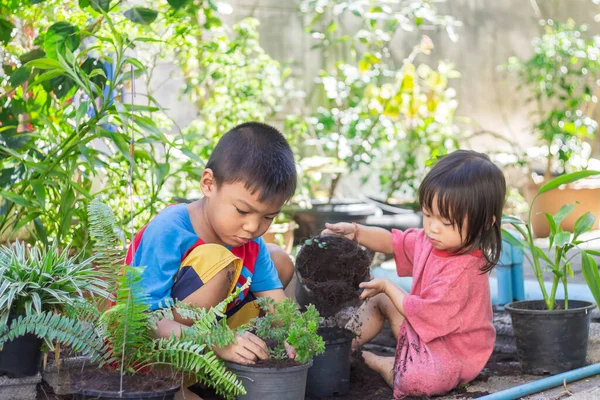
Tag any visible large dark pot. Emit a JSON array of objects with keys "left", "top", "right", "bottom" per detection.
[
  {"left": 306, "top": 327, "right": 353, "bottom": 398},
  {"left": 0, "top": 314, "right": 43, "bottom": 378},
  {"left": 505, "top": 300, "right": 596, "bottom": 375},
  {"left": 227, "top": 361, "right": 312, "bottom": 400},
  {"left": 286, "top": 200, "right": 380, "bottom": 243},
  {"left": 74, "top": 386, "right": 180, "bottom": 400}
]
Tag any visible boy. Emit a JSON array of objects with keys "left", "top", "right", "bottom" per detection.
[{"left": 126, "top": 122, "right": 297, "bottom": 368}]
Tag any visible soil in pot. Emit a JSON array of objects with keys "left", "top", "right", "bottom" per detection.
[
  {"left": 295, "top": 235, "right": 373, "bottom": 318},
  {"left": 72, "top": 370, "right": 180, "bottom": 400},
  {"left": 506, "top": 299, "right": 596, "bottom": 375}
]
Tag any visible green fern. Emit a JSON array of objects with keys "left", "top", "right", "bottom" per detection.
[
  {"left": 88, "top": 198, "right": 126, "bottom": 268},
  {"left": 152, "top": 338, "right": 246, "bottom": 399},
  {"left": 100, "top": 266, "right": 154, "bottom": 369},
  {"left": 0, "top": 311, "right": 108, "bottom": 364}
]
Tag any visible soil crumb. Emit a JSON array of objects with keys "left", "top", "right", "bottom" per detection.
[
  {"left": 72, "top": 370, "right": 179, "bottom": 394},
  {"left": 296, "top": 235, "right": 373, "bottom": 317}
]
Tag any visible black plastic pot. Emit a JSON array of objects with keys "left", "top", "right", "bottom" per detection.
[
  {"left": 505, "top": 300, "right": 596, "bottom": 375},
  {"left": 0, "top": 314, "right": 43, "bottom": 378},
  {"left": 306, "top": 327, "right": 353, "bottom": 398},
  {"left": 74, "top": 386, "right": 180, "bottom": 400},
  {"left": 287, "top": 200, "right": 380, "bottom": 243},
  {"left": 227, "top": 361, "right": 312, "bottom": 400}
]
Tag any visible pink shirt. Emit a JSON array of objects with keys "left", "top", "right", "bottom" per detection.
[{"left": 391, "top": 229, "right": 495, "bottom": 398}]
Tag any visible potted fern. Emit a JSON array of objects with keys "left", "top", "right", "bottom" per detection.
[
  {"left": 67, "top": 199, "right": 248, "bottom": 400},
  {"left": 503, "top": 170, "right": 600, "bottom": 374},
  {"left": 227, "top": 297, "right": 325, "bottom": 400},
  {"left": 0, "top": 241, "right": 110, "bottom": 378}
]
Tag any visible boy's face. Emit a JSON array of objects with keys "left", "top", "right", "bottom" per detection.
[{"left": 202, "top": 170, "right": 283, "bottom": 247}]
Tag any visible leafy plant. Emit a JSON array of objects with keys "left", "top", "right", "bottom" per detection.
[
  {"left": 505, "top": 19, "right": 600, "bottom": 178},
  {"left": 293, "top": 0, "right": 465, "bottom": 204},
  {"left": 0, "top": 241, "right": 110, "bottom": 326},
  {"left": 503, "top": 170, "right": 600, "bottom": 310},
  {"left": 0, "top": 2, "right": 190, "bottom": 249},
  {"left": 86, "top": 199, "right": 247, "bottom": 398},
  {"left": 251, "top": 297, "right": 325, "bottom": 363}
]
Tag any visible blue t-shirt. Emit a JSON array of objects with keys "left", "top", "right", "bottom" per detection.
[{"left": 125, "top": 204, "right": 283, "bottom": 310}]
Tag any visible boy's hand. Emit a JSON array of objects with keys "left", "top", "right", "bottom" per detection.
[
  {"left": 214, "top": 331, "right": 270, "bottom": 365},
  {"left": 359, "top": 277, "right": 389, "bottom": 300},
  {"left": 321, "top": 222, "right": 355, "bottom": 240},
  {"left": 285, "top": 341, "right": 297, "bottom": 359}
]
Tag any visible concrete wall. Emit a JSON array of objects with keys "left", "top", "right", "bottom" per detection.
[
  {"left": 222, "top": 0, "right": 600, "bottom": 151},
  {"left": 147, "top": 0, "right": 600, "bottom": 198}
]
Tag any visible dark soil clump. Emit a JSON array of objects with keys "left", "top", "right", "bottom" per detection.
[
  {"left": 296, "top": 235, "right": 373, "bottom": 317},
  {"left": 252, "top": 358, "right": 303, "bottom": 369},
  {"left": 72, "top": 370, "right": 179, "bottom": 394}
]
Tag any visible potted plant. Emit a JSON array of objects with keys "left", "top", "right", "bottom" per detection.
[
  {"left": 66, "top": 199, "right": 247, "bottom": 400},
  {"left": 0, "top": 241, "right": 110, "bottom": 378},
  {"left": 503, "top": 170, "right": 600, "bottom": 374},
  {"left": 227, "top": 297, "right": 325, "bottom": 400},
  {"left": 506, "top": 19, "right": 600, "bottom": 237}
]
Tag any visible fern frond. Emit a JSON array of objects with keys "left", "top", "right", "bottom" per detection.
[
  {"left": 152, "top": 338, "right": 246, "bottom": 399},
  {"left": 0, "top": 312, "right": 108, "bottom": 364},
  {"left": 101, "top": 266, "right": 154, "bottom": 368},
  {"left": 88, "top": 198, "right": 126, "bottom": 268}
]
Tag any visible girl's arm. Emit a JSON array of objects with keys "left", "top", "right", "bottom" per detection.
[
  {"left": 322, "top": 223, "right": 394, "bottom": 254},
  {"left": 359, "top": 278, "right": 407, "bottom": 316}
]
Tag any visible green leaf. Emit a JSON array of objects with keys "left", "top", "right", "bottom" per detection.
[
  {"left": 574, "top": 212, "right": 595, "bottom": 239},
  {"left": 0, "top": 191, "right": 34, "bottom": 207},
  {"left": 9, "top": 66, "right": 31, "bottom": 87},
  {"left": 31, "top": 181, "right": 46, "bottom": 209},
  {"left": 12, "top": 212, "right": 41, "bottom": 236},
  {"left": 538, "top": 170, "right": 600, "bottom": 195},
  {"left": 554, "top": 231, "right": 571, "bottom": 248},
  {"left": 581, "top": 250, "right": 600, "bottom": 306},
  {"left": 553, "top": 203, "right": 576, "bottom": 226},
  {"left": 124, "top": 7, "right": 158, "bottom": 25},
  {"left": 534, "top": 246, "right": 553, "bottom": 266},
  {"left": 544, "top": 213, "right": 557, "bottom": 237},
  {"left": 88, "top": 68, "right": 107, "bottom": 79},
  {"left": 78, "top": 0, "right": 90, "bottom": 8},
  {"left": 33, "top": 217, "right": 48, "bottom": 246},
  {"left": 167, "top": 0, "right": 188, "bottom": 9},
  {"left": 44, "top": 22, "right": 80, "bottom": 60},
  {"left": 0, "top": 18, "right": 15, "bottom": 44},
  {"left": 25, "top": 58, "right": 62, "bottom": 70},
  {"left": 585, "top": 249, "right": 600, "bottom": 257},
  {"left": 501, "top": 215, "right": 524, "bottom": 225},
  {"left": 90, "top": 0, "right": 111, "bottom": 12}
]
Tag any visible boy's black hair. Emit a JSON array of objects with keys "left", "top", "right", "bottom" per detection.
[
  {"left": 206, "top": 122, "right": 297, "bottom": 204},
  {"left": 418, "top": 150, "right": 506, "bottom": 273}
]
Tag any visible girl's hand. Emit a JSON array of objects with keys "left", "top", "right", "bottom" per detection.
[
  {"left": 359, "top": 277, "right": 389, "bottom": 300},
  {"left": 321, "top": 222, "right": 355, "bottom": 240}
]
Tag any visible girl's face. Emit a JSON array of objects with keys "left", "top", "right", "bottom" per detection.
[{"left": 422, "top": 196, "right": 468, "bottom": 253}]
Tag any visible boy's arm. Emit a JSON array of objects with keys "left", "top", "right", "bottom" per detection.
[
  {"left": 322, "top": 223, "right": 394, "bottom": 254},
  {"left": 254, "top": 288, "right": 286, "bottom": 304}
]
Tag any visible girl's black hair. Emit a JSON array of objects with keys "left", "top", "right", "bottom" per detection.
[{"left": 418, "top": 150, "right": 506, "bottom": 273}]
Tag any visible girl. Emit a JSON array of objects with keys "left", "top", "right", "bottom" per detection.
[{"left": 323, "top": 150, "right": 506, "bottom": 398}]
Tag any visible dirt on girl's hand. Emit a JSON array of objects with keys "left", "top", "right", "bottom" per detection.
[{"left": 296, "top": 235, "right": 373, "bottom": 318}]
